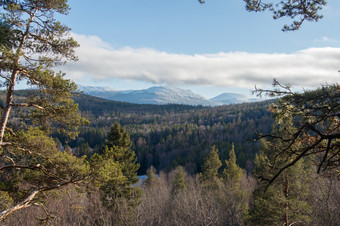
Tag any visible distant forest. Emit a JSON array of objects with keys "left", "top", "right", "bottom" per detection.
[
  {"left": 66, "top": 93, "right": 274, "bottom": 174},
  {"left": 0, "top": 90, "right": 274, "bottom": 175}
]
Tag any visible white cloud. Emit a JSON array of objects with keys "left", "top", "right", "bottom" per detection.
[{"left": 61, "top": 33, "right": 340, "bottom": 89}]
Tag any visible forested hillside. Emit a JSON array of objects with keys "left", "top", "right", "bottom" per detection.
[
  {"left": 2, "top": 88, "right": 338, "bottom": 225},
  {"left": 0, "top": 90, "right": 274, "bottom": 174},
  {"left": 69, "top": 93, "right": 275, "bottom": 174}
]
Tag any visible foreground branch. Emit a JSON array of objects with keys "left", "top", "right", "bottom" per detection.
[
  {"left": 9, "top": 103, "right": 45, "bottom": 110},
  {"left": 0, "top": 180, "right": 79, "bottom": 221},
  {"left": 265, "top": 138, "right": 323, "bottom": 191},
  {"left": 0, "top": 164, "right": 40, "bottom": 171}
]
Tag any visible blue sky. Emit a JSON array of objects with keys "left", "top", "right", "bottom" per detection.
[{"left": 57, "top": 0, "right": 340, "bottom": 98}]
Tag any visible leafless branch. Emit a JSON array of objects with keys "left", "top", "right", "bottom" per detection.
[{"left": 0, "top": 180, "right": 80, "bottom": 221}]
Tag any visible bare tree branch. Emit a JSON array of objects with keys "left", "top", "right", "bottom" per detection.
[{"left": 0, "top": 180, "right": 80, "bottom": 221}]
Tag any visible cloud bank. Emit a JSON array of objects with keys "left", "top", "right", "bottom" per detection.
[{"left": 62, "top": 34, "right": 340, "bottom": 89}]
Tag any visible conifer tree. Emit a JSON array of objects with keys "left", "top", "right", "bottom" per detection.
[
  {"left": 202, "top": 0, "right": 326, "bottom": 31},
  {"left": 250, "top": 139, "right": 312, "bottom": 225},
  {"left": 171, "top": 166, "right": 187, "bottom": 195},
  {"left": 104, "top": 122, "right": 139, "bottom": 185},
  {"left": 0, "top": 0, "right": 88, "bottom": 221},
  {"left": 105, "top": 122, "right": 131, "bottom": 150},
  {"left": 254, "top": 82, "right": 339, "bottom": 184},
  {"left": 223, "top": 143, "right": 243, "bottom": 187},
  {"left": 144, "top": 166, "right": 157, "bottom": 188},
  {"left": 222, "top": 143, "right": 249, "bottom": 225},
  {"left": 95, "top": 122, "right": 141, "bottom": 209},
  {"left": 201, "top": 145, "right": 222, "bottom": 188}
]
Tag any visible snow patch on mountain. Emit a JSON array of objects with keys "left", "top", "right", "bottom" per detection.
[
  {"left": 78, "top": 85, "right": 216, "bottom": 106},
  {"left": 78, "top": 85, "right": 260, "bottom": 106},
  {"left": 210, "top": 93, "right": 250, "bottom": 105}
]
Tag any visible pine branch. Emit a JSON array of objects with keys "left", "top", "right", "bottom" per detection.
[
  {"left": 9, "top": 103, "right": 45, "bottom": 110},
  {"left": 0, "top": 164, "right": 41, "bottom": 171},
  {"left": 0, "top": 180, "right": 80, "bottom": 221},
  {"left": 265, "top": 138, "right": 323, "bottom": 191}
]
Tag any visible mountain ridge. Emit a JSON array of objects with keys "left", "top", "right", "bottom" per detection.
[{"left": 78, "top": 85, "right": 258, "bottom": 106}]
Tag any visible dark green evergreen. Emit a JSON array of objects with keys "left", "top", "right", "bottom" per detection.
[
  {"left": 250, "top": 139, "right": 312, "bottom": 225},
  {"left": 222, "top": 143, "right": 243, "bottom": 186},
  {"left": 222, "top": 144, "right": 249, "bottom": 225},
  {"left": 95, "top": 122, "right": 141, "bottom": 209},
  {"left": 144, "top": 166, "right": 157, "bottom": 188},
  {"left": 171, "top": 166, "right": 187, "bottom": 195},
  {"left": 106, "top": 122, "right": 132, "bottom": 150},
  {"left": 201, "top": 145, "right": 222, "bottom": 188},
  {"left": 254, "top": 82, "right": 340, "bottom": 183},
  {"left": 105, "top": 122, "right": 139, "bottom": 185}
]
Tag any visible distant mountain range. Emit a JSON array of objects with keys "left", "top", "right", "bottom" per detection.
[{"left": 78, "top": 85, "right": 259, "bottom": 106}]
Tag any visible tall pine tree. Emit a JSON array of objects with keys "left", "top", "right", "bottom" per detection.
[
  {"left": 0, "top": 0, "right": 89, "bottom": 221},
  {"left": 250, "top": 139, "right": 312, "bottom": 225}
]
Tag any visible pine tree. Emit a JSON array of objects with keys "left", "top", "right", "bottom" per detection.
[
  {"left": 254, "top": 82, "right": 339, "bottom": 183},
  {"left": 250, "top": 139, "right": 312, "bottom": 225},
  {"left": 0, "top": 0, "right": 88, "bottom": 221},
  {"left": 245, "top": 0, "right": 325, "bottom": 31}
]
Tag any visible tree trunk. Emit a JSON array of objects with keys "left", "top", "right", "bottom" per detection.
[
  {"left": 284, "top": 174, "right": 289, "bottom": 226},
  {"left": 0, "top": 71, "right": 17, "bottom": 144},
  {"left": 0, "top": 8, "right": 38, "bottom": 145}
]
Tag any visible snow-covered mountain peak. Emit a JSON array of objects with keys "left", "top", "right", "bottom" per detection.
[{"left": 78, "top": 85, "right": 259, "bottom": 106}]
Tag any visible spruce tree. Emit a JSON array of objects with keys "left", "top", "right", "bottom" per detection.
[
  {"left": 201, "top": 145, "right": 222, "bottom": 188},
  {"left": 105, "top": 122, "right": 131, "bottom": 150},
  {"left": 96, "top": 122, "right": 141, "bottom": 209},
  {"left": 171, "top": 166, "right": 187, "bottom": 195},
  {"left": 144, "top": 166, "right": 157, "bottom": 188},
  {"left": 223, "top": 143, "right": 243, "bottom": 187},
  {"left": 222, "top": 143, "right": 249, "bottom": 225},
  {"left": 104, "top": 122, "right": 139, "bottom": 185}
]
